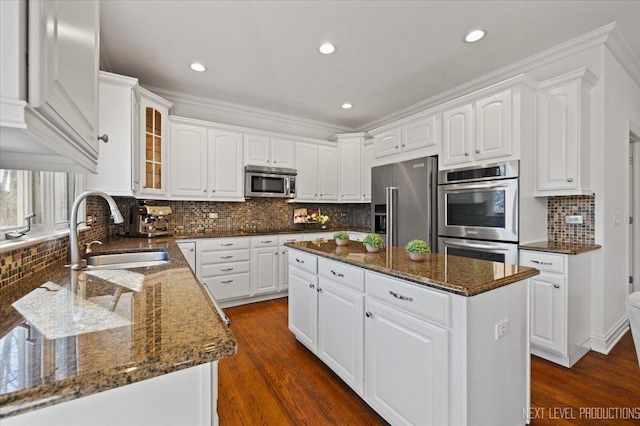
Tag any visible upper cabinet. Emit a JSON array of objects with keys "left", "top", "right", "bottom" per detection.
[
  {"left": 441, "top": 89, "right": 518, "bottom": 167},
  {"left": 295, "top": 142, "right": 338, "bottom": 202},
  {"left": 338, "top": 135, "right": 363, "bottom": 202},
  {"left": 138, "top": 89, "right": 172, "bottom": 197},
  {"left": 535, "top": 69, "right": 598, "bottom": 196},
  {"left": 244, "top": 134, "right": 295, "bottom": 168},
  {"left": 361, "top": 140, "right": 375, "bottom": 201},
  {"left": 169, "top": 117, "right": 244, "bottom": 201},
  {"left": 372, "top": 115, "right": 437, "bottom": 159},
  {"left": 86, "top": 72, "right": 140, "bottom": 196},
  {"left": 0, "top": 0, "right": 101, "bottom": 173}
]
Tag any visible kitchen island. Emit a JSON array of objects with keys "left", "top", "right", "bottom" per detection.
[
  {"left": 286, "top": 239, "right": 539, "bottom": 426},
  {"left": 0, "top": 237, "right": 236, "bottom": 426}
]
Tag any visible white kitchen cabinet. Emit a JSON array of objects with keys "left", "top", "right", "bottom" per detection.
[
  {"left": 289, "top": 265, "right": 319, "bottom": 351},
  {"left": 0, "top": 0, "right": 100, "bottom": 173},
  {"left": 295, "top": 142, "right": 338, "bottom": 202},
  {"left": 520, "top": 249, "right": 592, "bottom": 367},
  {"left": 373, "top": 115, "right": 437, "bottom": 160},
  {"left": 278, "top": 234, "right": 304, "bottom": 291},
  {"left": 198, "top": 238, "right": 251, "bottom": 302},
  {"left": 169, "top": 118, "right": 243, "bottom": 201},
  {"left": 251, "top": 237, "right": 280, "bottom": 295},
  {"left": 138, "top": 88, "right": 172, "bottom": 196},
  {"left": 474, "top": 90, "right": 512, "bottom": 161},
  {"left": 535, "top": 69, "right": 598, "bottom": 196},
  {"left": 338, "top": 135, "right": 362, "bottom": 202},
  {"left": 365, "top": 297, "right": 449, "bottom": 425},
  {"left": 86, "top": 72, "right": 139, "bottom": 196},
  {"left": 176, "top": 241, "right": 196, "bottom": 272},
  {"left": 441, "top": 103, "right": 473, "bottom": 166},
  {"left": 243, "top": 134, "right": 295, "bottom": 168},
  {"left": 361, "top": 141, "right": 375, "bottom": 201}
]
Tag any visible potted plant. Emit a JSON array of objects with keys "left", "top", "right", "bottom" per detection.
[
  {"left": 333, "top": 231, "right": 350, "bottom": 246},
  {"left": 405, "top": 239, "right": 431, "bottom": 261},
  {"left": 362, "top": 233, "right": 385, "bottom": 253}
]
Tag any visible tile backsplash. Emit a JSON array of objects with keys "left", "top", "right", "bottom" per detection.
[
  {"left": 1, "top": 197, "right": 371, "bottom": 289},
  {"left": 547, "top": 195, "right": 595, "bottom": 244}
]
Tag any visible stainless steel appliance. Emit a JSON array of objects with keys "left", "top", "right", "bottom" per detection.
[
  {"left": 371, "top": 156, "right": 438, "bottom": 249},
  {"left": 437, "top": 160, "right": 519, "bottom": 263},
  {"left": 130, "top": 204, "right": 172, "bottom": 237},
  {"left": 244, "top": 165, "right": 297, "bottom": 198}
]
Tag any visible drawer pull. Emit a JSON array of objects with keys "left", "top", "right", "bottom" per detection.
[
  {"left": 221, "top": 268, "right": 234, "bottom": 272},
  {"left": 554, "top": 284, "right": 560, "bottom": 289},
  {"left": 389, "top": 290, "right": 413, "bottom": 302},
  {"left": 296, "top": 258, "right": 305, "bottom": 264},
  {"left": 286, "top": 239, "right": 296, "bottom": 242},
  {"left": 221, "top": 243, "right": 234, "bottom": 247},
  {"left": 220, "top": 256, "right": 233, "bottom": 259},
  {"left": 261, "top": 240, "right": 273, "bottom": 243},
  {"left": 331, "top": 270, "right": 344, "bottom": 278},
  {"left": 531, "top": 260, "right": 553, "bottom": 265},
  {"left": 221, "top": 280, "right": 234, "bottom": 284}
]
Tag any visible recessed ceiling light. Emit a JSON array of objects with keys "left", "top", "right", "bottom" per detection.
[
  {"left": 190, "top": 62, "right": 207, "bottom": 72},
  {"left": 341, "top": 103, "right": 352, "bottom": 109},
  {"left": 464, "top": 30, "right": 486, "bottom": 43},
  {"left": 319, "top": 43, "right": 336, "bottom": 55}
]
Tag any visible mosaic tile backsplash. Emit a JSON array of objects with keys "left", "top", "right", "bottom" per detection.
[
  {"left": 547, "top": 195, "right": 595, "bottom": 244},
  {"left": 1, "top": 197, "right": 371, "bottom": 288}
]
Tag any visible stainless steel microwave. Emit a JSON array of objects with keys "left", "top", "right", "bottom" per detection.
[{"left": 244, "top": 165, "right": 297, "bottom": 198}]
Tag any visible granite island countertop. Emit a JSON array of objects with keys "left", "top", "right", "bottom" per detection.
[
  {"left": 286, "top": 240, "right": 539, "bottom": 297},
  {"left": 518, "top": 240, "right": 602, "bottom": 255},
  {"left": 0, "top": 237, "right": 237, "bottom": 419}
]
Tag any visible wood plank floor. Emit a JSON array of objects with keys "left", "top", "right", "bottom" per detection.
[{"left": 217, "top": 297, "right": 640, "bottom": 425}]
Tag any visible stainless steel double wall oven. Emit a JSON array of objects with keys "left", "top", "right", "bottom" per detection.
[{"left": 437, "top": 161, "right": 519, "bottom": 264}]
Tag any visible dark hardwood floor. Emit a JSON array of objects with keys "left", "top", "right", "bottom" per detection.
[{"left": 217, "top": 298, "right": 640, "bottom": 425}]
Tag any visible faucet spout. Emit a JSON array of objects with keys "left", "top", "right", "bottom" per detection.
[{"left": 69, "top": 191, "right": 124, "bottom": 270}]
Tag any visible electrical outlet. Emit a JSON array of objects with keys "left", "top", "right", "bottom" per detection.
[
  {"left": 340, "top": 212, "right": 347, "bottom": 217},
  {"left": 495, "top": 319, "right": 509, "bottom": 340},
  {"left": 565, "top": 215, "right": 583, "bottom": 224},
  {"left": 208, "top": 212, "right": 218, "bottom": 219}
]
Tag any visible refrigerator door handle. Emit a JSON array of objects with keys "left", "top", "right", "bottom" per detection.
[{"left": 386, "top": 187, "right": 397, "bottom": 247}]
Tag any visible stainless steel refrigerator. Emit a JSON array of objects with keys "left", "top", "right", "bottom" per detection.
[{"left": 371, "top": 156, "right": 438, "bottom": 249}]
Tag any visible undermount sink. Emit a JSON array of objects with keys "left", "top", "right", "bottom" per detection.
[{"left": 84, "top": 249, "right": 170, "bottom": 270}]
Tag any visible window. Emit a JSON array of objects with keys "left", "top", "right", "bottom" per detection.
[{"left": 0, "top": 169, "right": 77, "bottom": 243}]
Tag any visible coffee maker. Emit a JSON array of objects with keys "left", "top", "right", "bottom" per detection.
[{"left": 130, "top": 204, "right": 172, "bottom": 237}]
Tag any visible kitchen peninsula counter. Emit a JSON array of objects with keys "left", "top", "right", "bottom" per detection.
[
  {"left": 518, "top": 240, "right": 602, "bottom": 255},
  {"left": 0, "top": 237, "right": 236, "bottom": 423},
  {"left": 285, "top": 240, "right": 539, "bottom": 296}
]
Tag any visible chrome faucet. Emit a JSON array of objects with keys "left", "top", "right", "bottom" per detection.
[{"left": 69, "top": 191, "right": 124, "bottom": 270}]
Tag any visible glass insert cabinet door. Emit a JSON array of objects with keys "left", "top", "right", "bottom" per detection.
[
  {"left": 138, "top": 91, "right": 170, "bottom": 195},
  {"left": 145, "top": 107, "right": 163, "bottom": 190}
]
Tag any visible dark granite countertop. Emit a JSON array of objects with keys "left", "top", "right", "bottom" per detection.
[
  {"left": 286, "top": 240, "right": 539, "bottom": 297},
  {"left": 174, "top": 227, "right": 370, "bottom": 240},
  {"left": 518, "top": 241, "right": 602, "bottom": 255},
  {"left": 0, "top": 237, "right": 237, "bottom": 419}
]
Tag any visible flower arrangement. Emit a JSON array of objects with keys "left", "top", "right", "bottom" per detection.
[
  {"left": 333, "top": 231, "right": 349, "bottom": 246},
  {"left": 362, "top": 233, "right": 385, "bottom": 253},
  {"left": 405, "top": 239, "right": 431, "bottom": 261},
  {"left": 315, "top": 214, "right": 330, "bottom": 225}
]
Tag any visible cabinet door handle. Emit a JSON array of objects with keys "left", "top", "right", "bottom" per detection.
[
  {"left": 221, "top": 243, "right": 234, "bottom": 247},
  {"left": 464, "top": 152, "right": 469, "bottom": 156},
  {"left": 554, "top": 284, "right": 560, "bottom": 289},
  {"left": 309, "top": 283, "right": 315, "bottom": 289},
  {"left": 567, "top": 178, "right": 574, "bottom": 182},
  {"left": 531, "top": 260, "right": 553, "bottom": 265},
  {"left": 365, "top": 311, "right": 372, "bottom": 318},
  {"left": 221, "top": 280, "right": 233, "bottom": 284},
  {"left": 221, "top": 268, "right": 234, "bottom": 272},
  {"left": 331, "top": 270, "right": 344, "bottom": 278},
  {"left": 296, "top": 258, "right": 305, "bottom": 264},
  {"left": 389, "top": 290, "right": 413, "bottom": 301},
  {"left": 220, "top": 255, "right": 233, "bottom": 259},
  {"left": 189, "top": 248, "right": 194, "bottom": 252},
  {"left": 98, "top": 134, "right": 109, "bottom": 143},
  {"left": 475, "top": 149, "right": 480, "bottom": 154},
  {"left": 203, "top": 189, "right": 207, "bottom": 192},
  {"left": 317, "top": 287, "right": 322, "bottom": 293}
]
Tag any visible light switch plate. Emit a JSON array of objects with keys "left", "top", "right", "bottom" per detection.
[{"left": 565, "top": 215, "right": 583, "bottom": 224}]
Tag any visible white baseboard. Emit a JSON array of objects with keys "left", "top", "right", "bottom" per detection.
[{"left": 591, "top": 316, "right": 630, "bottom": 354}]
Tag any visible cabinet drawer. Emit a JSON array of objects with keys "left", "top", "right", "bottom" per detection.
[
  {"left": 201, "top": 249, "right": 250, "bottom": 264},
  {"left": 278, "top": 234, "right": 303, "bottom": 245},
  {"left": 251, "top": 236, "right": 278, "bottom": 248},
  {"left": 201, "top": 261, "right": 250, "bottom": 278},
  {"left": 319, "top": 258, "right": 364, "bottom": 292},
  {"left": 288, "top": 249, "right": 317, "bottom": 274},
  {"left": 203, "top": 273, "right": 251, "bottom": 301},
  {"left": 199, "top": 237, "right": 250, "bottom": 251},
  {"left": 366, "top": 271, "right": 451, "bottom": 326},
  {"left": 520, "top": 251, "right": 565, "bottom": 274}
]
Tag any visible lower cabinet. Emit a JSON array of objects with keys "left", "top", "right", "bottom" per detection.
[
  {"left": 176, "top": 240, "right": 196, "bottom": 271},
  {"left": 251, "top": 237, "right": 280, "bottom": 295},
  {"left": 288, "top": 266, "right": 318, "bottom": 351},
  {"left": 198, "top": 237, "right": 252, "bottom": 302}
]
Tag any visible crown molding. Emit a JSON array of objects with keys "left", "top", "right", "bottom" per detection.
[
  {"left": 604, "top": 24, "right": 640, "bottom": 87},
  {"left": 144, "top": 85, "right": 354, "bottom": 136},
  {"left": 357, "top": 22, "right": 624, "bottom": 133},
  {"left": 538, "top": 68, "right": 599, "bottom": 91},
  {"left": 99, "top": 71, "right": 138, "bottom": 88}
]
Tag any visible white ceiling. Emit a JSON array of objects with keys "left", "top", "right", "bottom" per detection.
[{"left": 100, "top": 0, "right": 640, "bottom": 131}]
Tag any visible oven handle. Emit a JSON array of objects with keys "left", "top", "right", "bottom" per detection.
[
  {"left": 442, "top": 239, "right": 510, "bottom": 251},
  {"left": 441, "top": 182, "right": 511, "bottom": 192}
]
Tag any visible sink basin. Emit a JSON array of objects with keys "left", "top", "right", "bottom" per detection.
[{"left": 84, "top": 250, "right": 170, "bottom": 270}]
